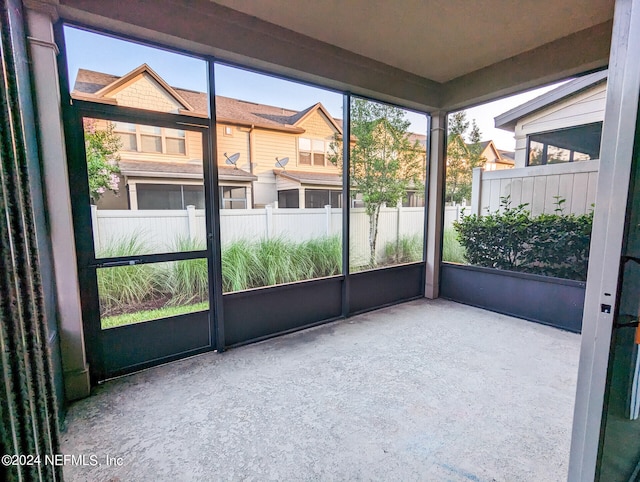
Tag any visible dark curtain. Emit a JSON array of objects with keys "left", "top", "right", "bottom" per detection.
[{"left": 0, "top": 0, "right": 62, "bottom": 480}]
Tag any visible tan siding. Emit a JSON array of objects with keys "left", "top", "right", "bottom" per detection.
[
  {"left": 216, "top": 125, "right": 250, "bottom": 168},
  {"left": 108, "top": 73, "right": 182, "bottom": 113},
  {"left": 298, "top": 110, "right": 340, "bottom": 140},
  {"left": 186, "top": 130, "right": 203, "bottom": 160},
  {"left": 294, "top": 110, "right": 341, "bottom": 173},
  {"left": 252, "top": 130, "right": 296, "bottom": 180}
]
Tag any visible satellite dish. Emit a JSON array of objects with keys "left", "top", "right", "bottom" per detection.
[
  {"left": 224, "top": 152, "right": 241, "bottom": 169},
  {"left": 275, "top": 157, "right": 289, "bottom": 169}
]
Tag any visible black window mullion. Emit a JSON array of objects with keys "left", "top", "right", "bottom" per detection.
[
  {"left": 342, "top": 93, "right": 351, "bottom": 317},
  {"left": 206, "top": 59, "right": 226, "bottom": 352}
]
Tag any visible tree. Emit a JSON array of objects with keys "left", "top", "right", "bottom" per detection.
[
  {"left": 330, "top": 99, "right": 424, "bottom": 267},
  {"left": 445, "top": 112, "right": 486, "bottom": 204},
  {"left": 83, "top": 119, "right": 122, "bottom": 204}
]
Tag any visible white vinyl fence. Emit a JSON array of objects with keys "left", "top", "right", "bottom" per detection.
[
  {"left": 470, "top": 160, "right": 600, "bottom": 216},
  {"left": 91, "top": 205, "right": 425, "bottom": 264},
  {"left": 443, "top": 204, "right": 469, "bottom": 229}
]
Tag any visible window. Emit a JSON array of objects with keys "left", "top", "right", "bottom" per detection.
[
  {"left": 298, "top": 138, "right": 311, "bottom": 165},
  {"left": 165, "top": 128, "right": 186, "bottom": 155},
  {"left": 220, "top": 186, "right": 247, "bottom": 209},
  {"left": 140, "top": 125, "right": 162, "bottom": 153},
  {"left": 137, "top": 183, "right": 204, "bottom": 210},
  {"left": 298, "top": 137, "right": 326, "bottom": 166},
  {"left": 113, "top": 122, "right": 137, "bottom": 151},
  {"left": 278, "top": 189, "right": 299, "bottom": 208},
  {"left": 215, "top": 63, "right": 344, "bottom": 291},
  {"left": 312, "top": 140, "right": 325, "bottom": 166},
  {"left": 304, "top": 189, "right": 341, "bottom": 208},
  {"left": 528, "top": 140, "right": 545, "bottom": 166},
  {"left": 112, "top": 123, "right": 188, "bottom": 156},
  {"left": 223, "top": 126, "right": 233, "bottom": 136},
  {"left": 526, "top": 122, "right": 602, "bottom": 166}
]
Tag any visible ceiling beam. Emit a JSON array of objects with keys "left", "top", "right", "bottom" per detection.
[{"left": 440, "top": 20, "right": 613, "bottom": 111}]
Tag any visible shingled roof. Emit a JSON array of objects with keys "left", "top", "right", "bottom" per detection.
[
  {"left": 119, "top": 159, "right": 257, "bottom": 181},
  {"left": 273, "top": 169, "right": 342, "bottom": 186},
  {"left": 73, "top": 66, "right": 342, "bottom": 134}
]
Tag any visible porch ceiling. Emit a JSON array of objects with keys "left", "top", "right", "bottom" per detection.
[
  {"left": 54, "top": 0, "right": 614, "bottom": 110},
  {"left": 212, "top": 0, "right": 613, "bottom": 84}
]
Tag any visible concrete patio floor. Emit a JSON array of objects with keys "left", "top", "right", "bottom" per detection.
[{"left": 60, "top": 298, "right": 580, "bottom": 481}]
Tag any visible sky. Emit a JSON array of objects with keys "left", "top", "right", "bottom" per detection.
[{"left": 65, "top": 26, "right": 565, "bottom": 152}]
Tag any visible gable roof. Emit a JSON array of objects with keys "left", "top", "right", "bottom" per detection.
[
  {"left": 72, "top": 67, "right": 342, "bottom": 134},
  {"left": 494, "top": 69, "right": 608, "bottom": 132},
  {"left": 290, "top": 102, "right": 343, "bottom": 134},
  {"left": 462, "top": 139, "right": 514, "bottom": 166},
  {"left": 93, "top": 64, "right": 196, "bottom": 112}
]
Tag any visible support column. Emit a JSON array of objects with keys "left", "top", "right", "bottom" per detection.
[
  {"left": 569, "top": 0, "right": 640, "bottom": 479},
  {"left": 298, "top": 187, "right": 305, "bottom": 208},
  {"left": 471, "top": 167, "right": 482, "bottom": 216},
  {"left": 424, "top": 112, "right": 447, "bottom": 299},
  {"left": 128, "top": 180, "right": 138, "bottom": 210},
  {"left": 26, "top": 7, "right": 90, "bottom": 400}
]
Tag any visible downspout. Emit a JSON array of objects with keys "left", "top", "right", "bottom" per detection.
[{"left": 249, "top": 124, "right": 255, "bottom": 208}]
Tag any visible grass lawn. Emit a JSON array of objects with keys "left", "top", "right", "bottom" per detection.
[{"left": 101, "top": 301, "right": 209, "bottom": 329}]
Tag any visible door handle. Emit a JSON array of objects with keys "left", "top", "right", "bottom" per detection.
[{"left": 89, "top": 259, "right": 143, "bottom": 269}]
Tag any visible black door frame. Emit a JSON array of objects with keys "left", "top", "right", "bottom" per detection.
[{"left": 63, "top": 99, "right": 221, "bottom": 380}]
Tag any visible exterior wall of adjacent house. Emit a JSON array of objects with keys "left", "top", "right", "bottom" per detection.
[
  {"left": 87, "top": 73, "right": 425, "bottom": 210},
  {"left": 216, "top": 109, "right": 342, "bottom": 207},
  {"left": 512, "top": 82, "right": 607, "bottom": 168},
  {"left": 481, "top": 143, "right": 513, "bottom": 171},
  {"left": 251, "top": 129, "right": 297, "bottom": 206},
  {"left": 294, "top": 110, "right": 341, "bottom": 174},
  {"left": 110, "top": 73, "right": 184, "bottom": 113},
  {"left": 472, "top": 82, "right": 607, "bottom": 216},
  {"left": 217, "top": 124, "right": 250, "bottom": 166}
]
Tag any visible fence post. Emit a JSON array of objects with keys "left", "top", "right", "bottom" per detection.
[
  {"left": 186, "top": 205, "right": 197, "bottom": 240},
  {"left": 471, "top": 167, "right": 483, "bottom": 216},
  {"left": 90, "top": 204, "right": 99, "bottom": 252},
  {"left": 265, "top": 205, "right": 273, "bottom": 238},
  {"left": 325, "top": 204, "right": 332, "bottom": 236},
  {"left": 396, "top": 205, "right": 402, "bottom": 243}
]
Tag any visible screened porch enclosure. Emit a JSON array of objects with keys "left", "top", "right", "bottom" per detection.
[{"left": 60, "top": 26, "right": 430, "bottom": 380}]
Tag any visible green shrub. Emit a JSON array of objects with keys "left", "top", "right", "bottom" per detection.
[
  {"left": 383, "top": 234, "right": 423, "bottom": 264},
  {"left": 166, "top": 237, "right": 209, "bottom": 304},
  {"left": 442, "top": 227, "right": 466, "bottom": 264},
  {"left": 253, "top": 237, "right": 306, "bottom": 286},
  {"left": 221, "top": 239, "right": 259, "bottom": 292},
  {"left": 221, "top": 236, "right": 342, "bottom": 292},
  {"left": 453, "top": 196, "right": 593, "bottom": 280},
  {"left": 96, "top": 234, "right": 159, "bottom": 315},
  {"left": 300, "top": 236, "right": 342, "bottom": 278}
]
